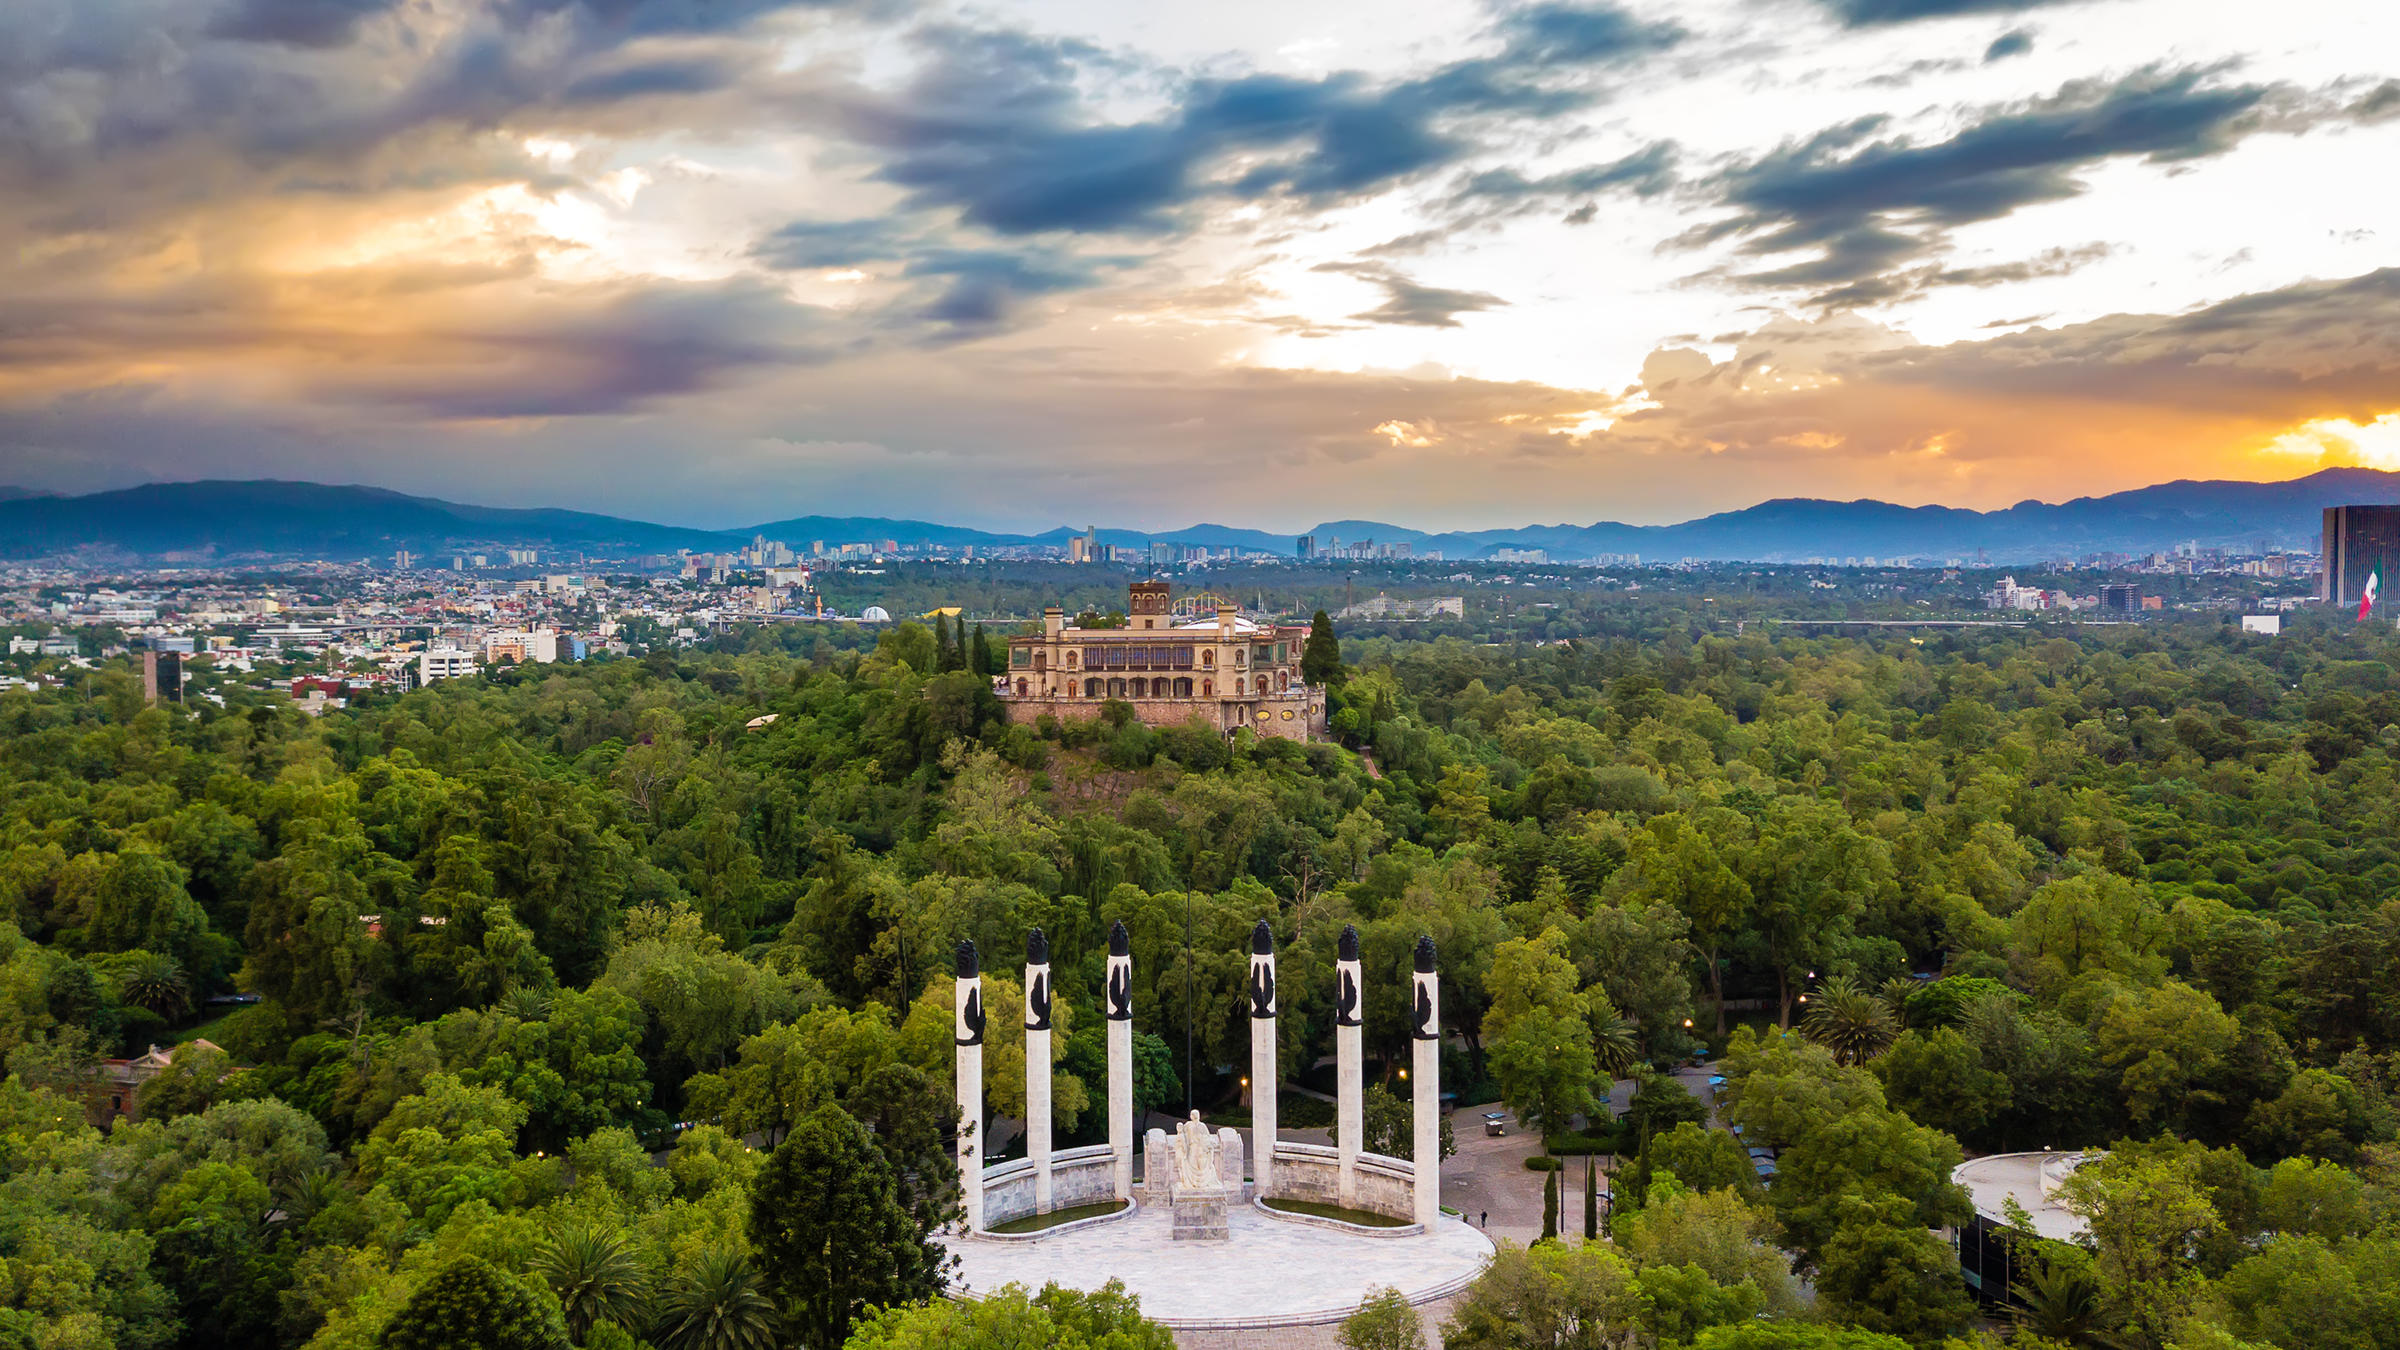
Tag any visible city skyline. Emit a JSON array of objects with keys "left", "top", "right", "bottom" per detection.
[{"left": 2, "top": 0, "right": 2396, "bottom": 531}]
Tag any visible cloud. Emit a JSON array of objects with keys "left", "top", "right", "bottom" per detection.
[
  {"left": 1314, "top": 262, "right": 1510, "bottom": 327},
  {"left": 1699, "top": 67, "right": 2273, "bottom": 290},
  {"left": 1819, "top": 0, "right": 2080, "bottom": 26},
  {"left": 1799, "top": 241, "right": 2114, "bottom": 309},
  {"left": 1983, "top": 29, "right": 2033, "bottom": 61},
  {"left": 1447, "top": 141, "right": 1679, "bottom": 208},
  {"left": 207, "top": 0, "right": 404, "bottom": 48},
  {"left": 829, "top": 8, "right": 1684, "bottom": 237}
]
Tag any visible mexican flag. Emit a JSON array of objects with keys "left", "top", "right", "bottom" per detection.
[{"left": 2363, "top": 566, "right": 2383, "bottom": 622}]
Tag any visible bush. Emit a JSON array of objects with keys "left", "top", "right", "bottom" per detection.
[
  {"left": 1279, "top": 1091, "right": 1335, "bottom": 1129},
  {"left": 1524, "top": 1155, "right": 1564, "bottom": 1172},
  {"left": 1542, "top": 1131, "right": 1617, "bottom": 1156}
]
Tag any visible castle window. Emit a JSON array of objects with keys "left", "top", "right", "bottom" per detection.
[
  {"left": 1175, "top": 677, "right": 1193, "bottom": 697},
  {"left": 1201, "top": 650, "right": 1215, "bottom": 668},
  {"left": 1131, "top": 678, "right": 1148, "bottom": 697},
  {"left": 1085, "top": 678, "right": 1102, "bottom": 698},
  {"left": 1066, "top": 651, "right": 1078, "bottom": 669},
  {"left": 1202, "top": 679, "right": 1213, "bottom": 697},
  {"left": 1109, "top": 678, "right": 1128, "bottom": 698},
  {"left": 1011, "top": 648, "right": 1030, "bottom": 667},
  {"left": 1015, "top": 678, "right": 1029, "bottom": 696}
]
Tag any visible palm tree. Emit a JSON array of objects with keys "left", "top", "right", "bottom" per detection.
[
  {"left": 2011, "top": 1257, "right": 2129, "bottom": 1349},
  {"left": 119, "top": 952, "right": 191, "bottom": 1020},
  {"left": 1801, "top": 975, "right": 1897, "bottom": 1065},
  {"left": 1879, "top": 975, "right": 1917, "bottom": 1027},
  {"left": 1591, "top": 1007, "right": 1642, "bottom": 1083},
  {"left": 650, "top": 1247, "right": 777, "bottom": 1350},
  {"left": 530, "top": 1224, "right": 651, "bottom": 1343}
]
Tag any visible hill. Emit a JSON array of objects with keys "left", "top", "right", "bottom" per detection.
[{"left": 4, "top": 468, "right": 2393, "bottom": 563}]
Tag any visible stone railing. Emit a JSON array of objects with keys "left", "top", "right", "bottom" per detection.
[
  {"left": 1259, "top": 1142, "right": 1419, "bottom": 1223},
  {"left": 979, "top": 1144, "right": 1125, "bottom": 1229}
]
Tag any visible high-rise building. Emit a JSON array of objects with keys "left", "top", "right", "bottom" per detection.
[
  {"left": 2099, "top": 583, "right": 2142, "bottom": 614},
  {"left": 1296, "top": 534, "right": 1316, "bottom": 560},
  {"left": 2323, "top": 506, "right": 2400, "bottom": 612}
]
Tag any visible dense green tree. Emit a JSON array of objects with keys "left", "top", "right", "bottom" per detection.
[
  {"left": 1339, "top": 1285, "right": 1427, "bottom": 1350},
  {"left": 376, "top": 1254, "right": 569, "bottom": 1350},
  {"left": 747, "top": 1103, "right": 942, "bottom": 1348}
]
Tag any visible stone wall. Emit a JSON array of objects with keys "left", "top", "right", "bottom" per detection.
[
  {"left": 982, "top": 1144, "right": 1119, "bottom": 1226},
  {"left": 1263, "top": 1143, "right": 1417, "bottom": 1221},
  {"left": 999, "top": 689, "right": 1326, "bottom": 742}
]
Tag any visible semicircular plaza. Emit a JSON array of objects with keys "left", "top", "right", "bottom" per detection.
[{"left": 943, "top": 1202, "right": 1495, "bottom": 1329}]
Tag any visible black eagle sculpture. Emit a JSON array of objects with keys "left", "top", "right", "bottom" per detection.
[
  {"left": 1411, "top": 934, "right": 1438, "bottom": 1041},
  {"left": 1334, "top": 924, "right": 1361, "bottom": 1027},
  {"left": 1248, "top": 919, "right": 1276, "bottom": 1019},
  {"left": 1106, "top": 920, "right": 1132, "bottom": 1021},
  {"left": 1025, "top": 929, "right": 1052, "bottom": 1031},
  {"left": 955, "top": 940, "right": 984, "bottom": 1046}
]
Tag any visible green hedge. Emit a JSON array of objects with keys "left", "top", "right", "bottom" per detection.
[{"left": 1524, "top": 1155, "right": 1565, "bottom": 1172}]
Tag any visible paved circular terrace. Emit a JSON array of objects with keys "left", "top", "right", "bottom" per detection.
[{"left": 944, "top": 1201, "right": 1496, "bottom": 1329}]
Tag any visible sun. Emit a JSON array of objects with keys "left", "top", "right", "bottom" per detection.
[{"left": 2264, "top": 413, "right": 2400, "bottom": 469}]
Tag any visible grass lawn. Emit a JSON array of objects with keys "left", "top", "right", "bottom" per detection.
[
  {"left": 986, "top": 1200, "right": 1128, "bottom": 1234},
  {"left": 1260, "top": 1198, "right": 1412, "bottom": 1228},
  {"left": 163, "top": 1011, "right": 240, "bottom": 1046}
]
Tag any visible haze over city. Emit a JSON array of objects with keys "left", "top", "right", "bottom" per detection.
[{"left": 3, "top": 0, "right": 2395, "bottom": 531}]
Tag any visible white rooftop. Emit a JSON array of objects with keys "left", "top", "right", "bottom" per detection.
[{"left": 1951, "top": 1151, "right": 2093, "bottom": 1242}]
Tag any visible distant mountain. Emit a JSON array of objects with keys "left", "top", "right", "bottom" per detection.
[
  {"left": 0, "top": 486, "right": 55, "bottom": 503},
  {"left": 0, "top": 481, "right": 725, "bottom": 561},
  {"left": 3, "top": 469, "right": 2391, "bottom": 564}
]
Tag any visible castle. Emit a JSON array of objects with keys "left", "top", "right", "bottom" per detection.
[{"left": 998, "top": 581, "right": 1327, "bottom": 741}]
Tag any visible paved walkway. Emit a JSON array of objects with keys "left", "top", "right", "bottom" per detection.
[{"left": 944, "top": 1199, "right": 1494, "bottom": 1327}]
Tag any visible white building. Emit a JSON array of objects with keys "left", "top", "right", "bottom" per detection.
[{"left": 419, "top": 648, "right": 479, "bottom": 683}]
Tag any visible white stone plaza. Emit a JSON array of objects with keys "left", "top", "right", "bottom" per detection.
[
  {"left": 943, "top": 1200, "right": 1495, "bottom": 1328},
  {"left": 946, "top": 922, "right": 1494, "bottom": 1331}
]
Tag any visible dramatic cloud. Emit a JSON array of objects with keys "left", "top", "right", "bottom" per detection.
[
  {"left": 1314, "top": 263, "right": 1511, "bottom": 327},
  {"left": 829, "top": 5, "right": 1682, "bottom": 237},
  {"left": 0, "top": 0, "right": 2394, "bottom": 528},
  {"left": 1699, "top": 68, "right": 2273, "bottom": 293},
  {"left": 1820, "top": 0, "right": 2079, "bottom": 26}
]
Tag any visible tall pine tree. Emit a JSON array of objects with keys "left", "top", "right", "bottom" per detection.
[{"left": 970, "top": 623, "right": 993, "bottom": 676}]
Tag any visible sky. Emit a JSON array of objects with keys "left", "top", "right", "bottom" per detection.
[{"left": 0, "top": 0, "right": 2395, "bottom": 532}]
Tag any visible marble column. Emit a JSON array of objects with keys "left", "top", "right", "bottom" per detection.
[
  {"left": 1025, "top": 928, "right": 1054, "bottom": 1215},
  {"left": 1335, "top": 924, "right": 1364, "bottom": 1207},
  {"left": 1248, "top": 919, "right": 1278, "bottom": 1200},
  {"left": 954, "top": 940, "right": 985, "bottom": 1233},
  {"left": 1411, "top": 934, "right": 1441, "bottom": 1230},
  {"left": 1106, "top": 920, "right": 1135, "bottom": 1202}
]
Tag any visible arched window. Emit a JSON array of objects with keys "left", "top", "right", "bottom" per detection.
[
  {"left": 1174, "top": 677, "right": 1193, "bottom": 697},
  {"left": 1278, "top": 672, "right": 1289, "bottom": 691},
  {"left": 1065, "top": 651, "right": 1078, "bottom": 669},
  {"left": 1234, "top": 650, "right": 1247, "bottom": 668},
  {"left": 1033, "top": 651, "right": 1045, "bottom": 672},
  {"left": 1201, "top": 650, "right": 1215, "bottom": 668},
  {"left": 1015, "top": 678, "right": 1029, "bottom": 696},
  {"left": 1109, "top": 678, "right": 1127, "bottom": 698},
  {"left": 1131, "top": 678, "right": 1148, "bottom": 698},
  {"left": 1201, "top": 679, "right": 1213, "bottom": 697},
  {"left": 1085, "top": 678, "right": 1101, "bottom": 698}
]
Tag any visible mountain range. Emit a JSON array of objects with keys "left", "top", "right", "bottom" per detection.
[{"left": 0, "top": 470, "right": 2388, "bottom": 565}]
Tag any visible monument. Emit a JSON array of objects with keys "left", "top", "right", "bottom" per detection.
[
  {"left": 1249, "top": 919, "right": 1278, "bottom": 1200},
  {"left": 1025, "top": 928, "right": 1053, "bottom": 1214},
  {"left": 1105, "top": 920, "right": 1134, "bottom": 1201},
  {"left": 945, "top": 925, "right": 1489, "bottom": 1330},
  {"left": 1166, "top": 1112, "right": 1232, "bottom": 1240},
  {"left": 954, "top": 939, "right": 984, "bottom": 1232},
  {"left": 1335, "top": 924, "right": 1363, "bottom": 1207}
]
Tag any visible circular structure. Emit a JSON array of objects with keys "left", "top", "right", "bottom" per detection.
[
  {"left": 859, "top": 605, "right": 892, "bottom": 622},
  {"left": 942, "top": 1202, "right": 1493, "bottom": 1329}
]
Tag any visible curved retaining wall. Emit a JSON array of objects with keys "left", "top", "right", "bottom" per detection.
[
  {"left": 1263, "top": 1142, "right": 1418, "bottom": 1222},
  {"left": 1252, "top": 1194, "right": 1422, "bottom": 1238},
  {"left": 981, "top": 1144, "right": 1123, "bottom": 1228}
]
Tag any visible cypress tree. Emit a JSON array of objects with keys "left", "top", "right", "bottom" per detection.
[
  {"left": 1301, "top": 610, "right": 1342, "bottom": 686},
  {"left": 1541, "top": 1166, "right": 1559, "bottom": 1242},
  {"left": 971, "top": 623, "right": 993, "bottom": 676},
  {"left": 1584, "top": 1154, "right": 1598, "bottom": 1240}
]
